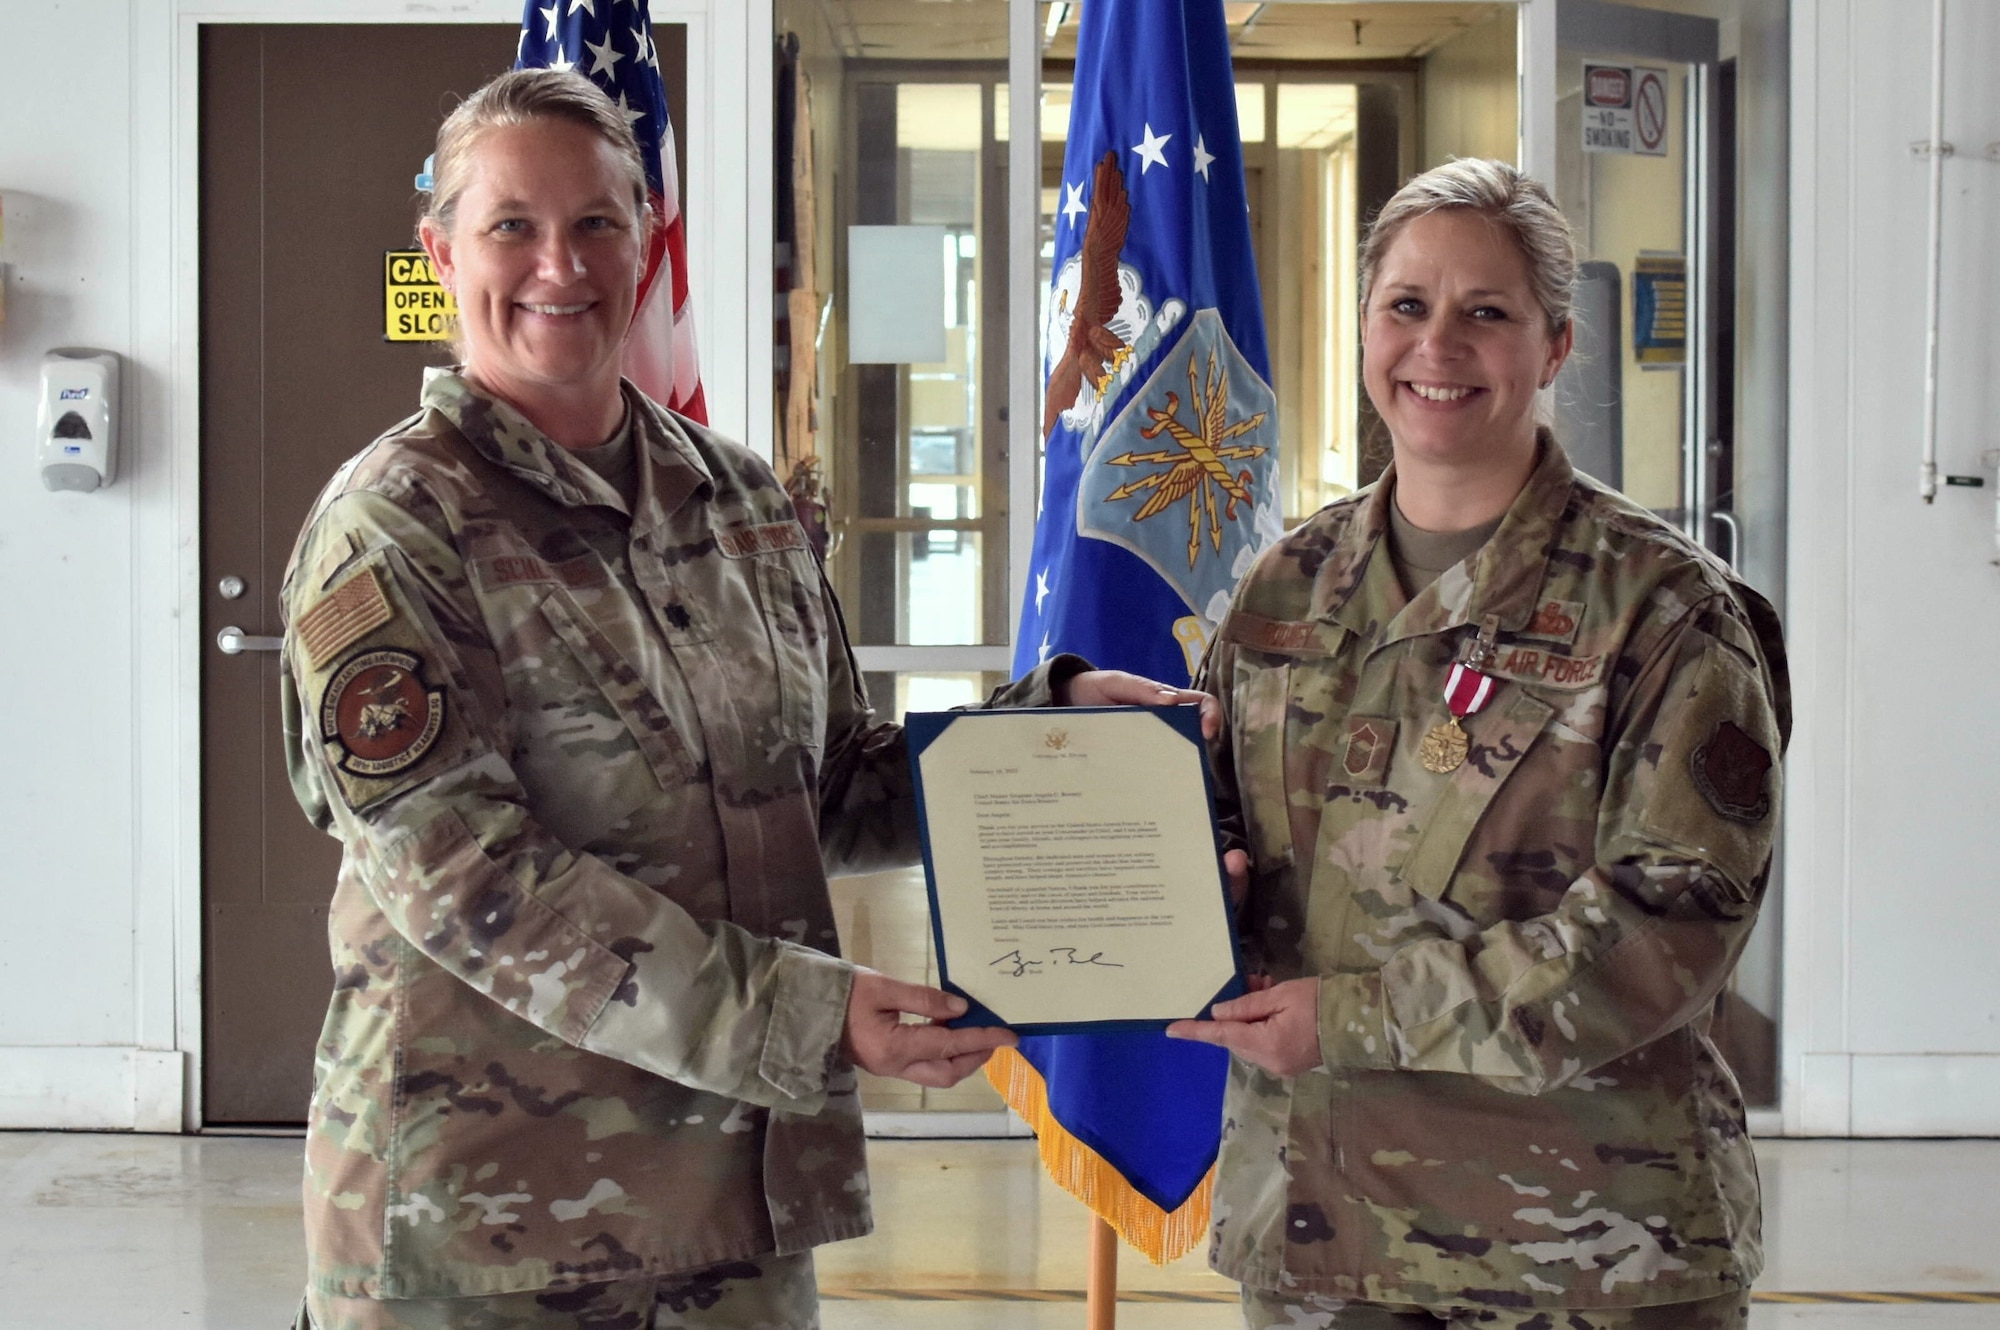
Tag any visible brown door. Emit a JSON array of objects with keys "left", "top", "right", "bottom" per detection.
[{"left": 198, "top": 23, "right": 690, "bottom": 1123}]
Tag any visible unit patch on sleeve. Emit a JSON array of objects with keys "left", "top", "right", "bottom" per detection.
[
  {"left": 1690, "top": 719, "right": 1773, "bottom": 823},
  {"left": 296, "top": 566, "right": 394, "bottom": 669},
  {"left": 320, "top": 647, "right": 447, "bottom": 779}
]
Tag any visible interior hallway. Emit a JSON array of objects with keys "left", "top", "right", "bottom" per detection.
[{"left": 2, "top": 1132, "right": 1996, "bottom": 1329}]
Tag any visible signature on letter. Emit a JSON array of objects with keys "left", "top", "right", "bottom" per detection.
[{"left": 988, "top": 946, "right": 1123, "bottom": 976}]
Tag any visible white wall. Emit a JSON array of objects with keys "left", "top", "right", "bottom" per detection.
[
  {"left": 0, "top": 0, "right": 756, "bottom": 1131},
  {"left": 0, "top": 0, "right": 182, "bottom": 1131},
  {"left": 1787, "top": 0, "right": 2000, "bottom": 1134}
]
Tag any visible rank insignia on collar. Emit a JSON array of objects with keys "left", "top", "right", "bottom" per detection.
[{"left": 320, "top": 647, "right": 446, "bottom": 779}]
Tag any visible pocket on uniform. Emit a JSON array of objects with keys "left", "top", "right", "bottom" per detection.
[
  {"left": 537, "top": 591, "right": 695, "bottom": 789},
  {"left": 753, "top": 551, "right": 830, "bottom": 751},
  {"left": 1394, "top": 689, "right": 1556, "bottom": 900},
  {"left": 1230, "top": 652, "right": 1298, "bottom": 873}
]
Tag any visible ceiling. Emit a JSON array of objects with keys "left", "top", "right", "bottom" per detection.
[
  {"left": 1218, "top": 3, "right": 1511, "bottom": 63},
  {"left": 796, "top": 1, "right": 1511, "bottom": 64}
]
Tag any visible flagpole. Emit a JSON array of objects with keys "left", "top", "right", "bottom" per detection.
[{"left": 1087, "top": 1215, "right": 1118, "bottom": 1329}]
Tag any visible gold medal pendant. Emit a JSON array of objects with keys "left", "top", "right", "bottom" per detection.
[{"left": 1419, "top": 717, "right": 1470, "bottom": 773}]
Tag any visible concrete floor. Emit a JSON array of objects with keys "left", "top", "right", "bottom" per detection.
[{"left": 2, "top": 1132, "right": 1997, "bottom": 1329}]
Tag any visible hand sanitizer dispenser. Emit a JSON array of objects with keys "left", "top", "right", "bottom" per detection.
[{"left": 38, "top": 350, "right": 119, "bottom": 492}]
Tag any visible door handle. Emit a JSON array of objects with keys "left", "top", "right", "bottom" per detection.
[
  {"left": 216, "top": 626, "right": 283, "bottom": 654},
  {"left": 1709, "top": 511, "right": 1742, "bottom": 571}
]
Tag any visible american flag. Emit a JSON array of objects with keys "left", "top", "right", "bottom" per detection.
[{"left": 517, "top": 0, "right": 707, "bottom": 423}]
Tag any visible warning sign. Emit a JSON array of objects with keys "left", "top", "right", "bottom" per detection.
[
  {"left": 1582, "top": 63, "right": 1670, "bottom": 158},
  {"left": 1633, "top": 251, "right": 1687, "bottom": 368},
  {"left": 383, "top": 250, "right": 458, "bottom": 343}
]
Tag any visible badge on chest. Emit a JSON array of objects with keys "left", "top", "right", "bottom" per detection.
[{"left": 1420, "top": 660, "right": 1497, "bottom": 775}]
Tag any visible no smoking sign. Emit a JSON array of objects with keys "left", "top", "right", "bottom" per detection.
[{"left": 1582, "top": 63, "right": 1670, "bottom": 158}]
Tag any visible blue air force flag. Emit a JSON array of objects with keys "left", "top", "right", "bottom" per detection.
[
  {"left": 992, "top": 0, "right": 1273, "bottom": 1262},
  {"left": 1014, "top": 1, "right": 1278, "bottom": 689}
]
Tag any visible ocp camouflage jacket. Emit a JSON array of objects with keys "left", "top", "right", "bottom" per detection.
[
  {"left": 1199, "top": 438, "right": 1789, "bottom": 1311},
  {"left": 279, "top": 372, "right": 1072, "bottom": 1300}
]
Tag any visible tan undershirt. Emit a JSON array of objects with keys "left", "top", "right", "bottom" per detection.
[
  {"left": 1385, "top": 495, "right": 1504, "bottom": 600},
  {"left": 568, "top": 406, "right": 638, "bottom": 509}
]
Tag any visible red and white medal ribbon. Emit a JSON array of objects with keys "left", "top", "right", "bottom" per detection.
[
  {"left": 1444, "top": 661, "right": 1496, "bottom": 721},
  {"left": 1421, "top": 661, "right": 1496, "bottom": 774}
]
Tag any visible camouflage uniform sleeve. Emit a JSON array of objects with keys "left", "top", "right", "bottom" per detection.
[
  {"left": 282, "top": 488, "right": 852, "bottom": 1113},
  {"left": 1316, "top": 590, "right": 1787, "bottom": 1094}
]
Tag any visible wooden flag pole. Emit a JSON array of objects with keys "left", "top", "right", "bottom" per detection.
[{"left": 1087, "top": 1215, "right": 1119, "bottom": 1329}]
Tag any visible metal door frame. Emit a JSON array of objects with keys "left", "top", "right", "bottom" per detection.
[{"left": 1540, "top": 0, "right": 1726, "bottom": 550}]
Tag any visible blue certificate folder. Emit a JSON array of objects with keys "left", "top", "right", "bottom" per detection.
[{"left": 904, "top": 706, "right": 1246, "bottom": 1035}]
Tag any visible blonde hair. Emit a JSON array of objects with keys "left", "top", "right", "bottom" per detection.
[
  {"left": 1358, "top": 158, "right": 1577, "bottom": 335},
  {"left": 420, "top": 68, "right": 648, "bottom": 234}
]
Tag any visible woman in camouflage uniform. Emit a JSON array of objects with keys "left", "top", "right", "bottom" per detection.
[
  {"left": 281, "top": 70, "right": 1206, "bottom": 1330},
  {"left": 1169, "top": 160, "right": 1789, "bottom": 1329}
]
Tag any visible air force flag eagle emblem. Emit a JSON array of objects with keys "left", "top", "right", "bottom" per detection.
[{"left": 1080, "top": 307, "right": 1278, "bottom": 624}]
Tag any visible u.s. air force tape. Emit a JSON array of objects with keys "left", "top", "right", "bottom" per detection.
[{"left": 320, "top": 646, "right": 446, "bottom": 779}]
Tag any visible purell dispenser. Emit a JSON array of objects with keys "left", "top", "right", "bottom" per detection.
[{"left": 38, "top": 350, "right": 119, "bottom": 492}]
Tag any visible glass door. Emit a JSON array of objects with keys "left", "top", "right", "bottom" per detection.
[{"left": 1549, "top": 0, "right": 1724, "bottom": 550}]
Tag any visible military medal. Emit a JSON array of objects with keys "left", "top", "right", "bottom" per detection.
[{"left": 1419, "top": 660, "right": 1496, "bottom": 774}]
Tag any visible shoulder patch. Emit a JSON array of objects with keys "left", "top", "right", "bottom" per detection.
[
  {"left": 296, "top": 567, "right": 393, "bottom": 669},
  {"left": 320, "top": 647, "right": 447, "bottom": 779},
  {"left": 1690, "top": 720, "right": 1773, "bottom": 823},
  {"left": 715, "top": 521, "right": 807, "bottom": 559}
]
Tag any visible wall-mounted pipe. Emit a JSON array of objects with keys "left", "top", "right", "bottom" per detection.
[{"left": 1920, "top": 0, "right": 1948, "bottom": 504}]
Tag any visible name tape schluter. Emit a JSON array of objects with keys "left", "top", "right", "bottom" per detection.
[{"left": 384, "top": 249, "right": 458, "bottom": 344}]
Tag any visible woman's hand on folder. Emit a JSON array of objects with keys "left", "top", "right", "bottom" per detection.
[
  {"left": 842, "top": 970, "right": 1018, "bottom": 1088},
  {"left": 1164, "top": 975, "right": 1323, "bottom": 1078},
  {"left": 1059, "top": 669, "right": 1225, "bottom": 740}
]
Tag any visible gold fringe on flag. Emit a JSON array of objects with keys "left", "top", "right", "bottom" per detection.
[{"left": 984, "top": 1046, "right": 1215, "bottom": 1265}]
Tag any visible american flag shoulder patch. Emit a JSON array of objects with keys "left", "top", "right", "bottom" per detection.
[{"left": 297, "top": 566, "right": 394, "bottom": 669}]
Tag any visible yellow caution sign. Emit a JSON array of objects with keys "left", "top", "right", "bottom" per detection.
[{"left": 384, "top": 250, "right": 458, "bottom": 343}]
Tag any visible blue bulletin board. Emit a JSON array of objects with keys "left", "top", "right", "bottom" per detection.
[{"left": 1633, "top": 251, "right": 1688, "bottom": 369}]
